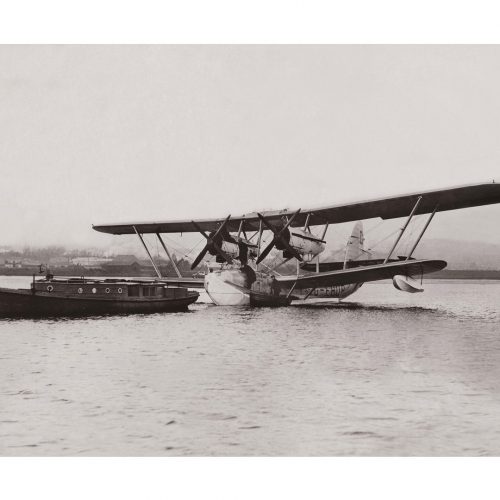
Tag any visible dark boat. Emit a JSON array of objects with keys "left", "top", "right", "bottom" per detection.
[{"left": 0, "top": 276, "right": 199, "bottom": 317}]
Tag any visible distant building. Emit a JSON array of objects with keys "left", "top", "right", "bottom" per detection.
[
  {"left": 108, "top": 255, "right": 139, "bottom": 264},
  {"left": 21, "top": 259, "right": 42, "bottom": 268},
  {"left": 3, "top": 259, "right": 40, "bottom": 269},
  {"left": 70, "top": 256, "right": 113, "bottom": 269},
  {"left": 101, "top": 259, "right": 143, "bottom": 274},
  {"left": 48, "top": 256, "right": 71, "bottom": 267},
  {"left": 4, "top": 260, "right": 22, "bottom": 268}
]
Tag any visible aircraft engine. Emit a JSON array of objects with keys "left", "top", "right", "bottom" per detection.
[
  {"left": 220, "top": 241, "right": 240, "bottom": 259},
  {"left": 392, "top": 275, "right": 424, "bottom": 293},
  {"left": 256, "top": 210, "right": 326, "bottom": 264},
  {"left": 287, "top": 229, "right": 325, "bottom": 262},
  {"left": 190, "top": 215, "right": 256, "bottom": 268}
]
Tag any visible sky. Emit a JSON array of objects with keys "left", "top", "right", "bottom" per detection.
[{"left": 1, "top": 45, "right": 500, "bottom": 252}]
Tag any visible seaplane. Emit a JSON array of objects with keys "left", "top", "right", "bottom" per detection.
[{"left": 93, "top": 182, "right": 500, "bottom": 307}]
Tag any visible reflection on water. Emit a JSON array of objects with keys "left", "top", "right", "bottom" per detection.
[{"left": 1, "top": 277, "right": 500, "bottom": 455}]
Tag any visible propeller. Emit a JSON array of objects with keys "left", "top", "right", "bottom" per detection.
[
  {"left": 190, "top": 215, "right": 234, "bottom": 269},
  {"left": 256, "top": 209, "right": 303, "bottom": 264}
]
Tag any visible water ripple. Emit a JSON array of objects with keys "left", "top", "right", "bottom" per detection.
[{"left": 1, "top": 279, "right": 500, "bottom": 455}]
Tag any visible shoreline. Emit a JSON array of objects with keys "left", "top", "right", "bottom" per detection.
[{"left": 1, "top": 269, "right": 500, "bottom": 280}]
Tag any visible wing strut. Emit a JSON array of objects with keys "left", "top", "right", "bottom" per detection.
[
  {"left": 406, "top": 205, "right": 438, "bottom": 260},
  {"left": 304, "top": 213, "right": 311, "bottom": 231},
  {"left": 156, "top": 233, "right": 182, "bottom": 278},
  {"left": 256, "top": 219, "right": 263, "bottom": 269},
  {"left": 286, "top": 281, "right": 298, "bottom": 299},
  {"left": 269, "top": 256, "right": 292, "bottom": 274},
  {"left": 133, "top": 226, "right": 162, "bottom": 279},
  {"left": 383, "top": 196, "right": 422, "bottom": 264},
  {"left": 320, "top": 222, "right": 329, "bottom": 240}
]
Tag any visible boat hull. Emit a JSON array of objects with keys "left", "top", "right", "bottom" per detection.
[{"left": 0, "top": 287, "right": 199, "bottom": 317}]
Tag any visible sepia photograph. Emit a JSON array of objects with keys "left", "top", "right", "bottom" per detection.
[{"left": 1, "top": 4, "right": 500, "bottom": 496}]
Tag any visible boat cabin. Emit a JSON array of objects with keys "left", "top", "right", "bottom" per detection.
[{"left": 31, "top": 277, "right": 192, "bottom": 300}]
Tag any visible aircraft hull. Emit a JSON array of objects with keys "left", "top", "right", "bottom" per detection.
[
  {"left": 204, "top": 266, "right": 364, "bottom": 306},
  {"left": 204, "top": 267, "right": 292, "bottom": 307},
  {"left": 205, "top": 269, "right": 251, "bottom": 306},
  {"left": 293, "top": 283, "right": 363, "bottom": 302}
]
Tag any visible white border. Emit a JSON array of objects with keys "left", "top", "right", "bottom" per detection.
[
  {"left": 2, "top": 457, "right": 500, "bottom": 500},
  {"left": 2, "top": 1, "right": 500, "bottom": 498},
  {"left": 0, "top": 0, "right": 500, "bottom": 43}
]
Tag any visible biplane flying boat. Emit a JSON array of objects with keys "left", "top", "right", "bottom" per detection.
[{"left": 93, "top": 182, "right": 500, "bottom": 307}]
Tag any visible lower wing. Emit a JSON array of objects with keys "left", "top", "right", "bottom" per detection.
[{"left": 276, "top": 259, "right": 446, "bottom": 289}]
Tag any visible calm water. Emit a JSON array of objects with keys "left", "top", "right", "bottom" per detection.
[{"left": 1, "top": 276, "right": 500, "bottom": 456}]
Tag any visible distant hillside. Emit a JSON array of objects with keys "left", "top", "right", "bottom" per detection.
[
  {"left": 1, "top": 236, "right": 499, "bottom": 273},
  {"left": 321, "top": 238, "right": 500, "bottom": 270},
  {"left": 411, "top": 239, "right": 500, "bottom": 270}
]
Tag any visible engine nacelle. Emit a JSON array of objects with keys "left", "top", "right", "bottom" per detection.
[
  {"left": 255, "top": 210, "right": 327, "bottom": 265},
  {"left": 287, "top": 229, "right": 325, "bottom": 262},
  {"left": 220, "top": 241, "right": 240, "bottom": 259},
  {"left": 392, "top": 275, "right": 424, "bottom": 293}
]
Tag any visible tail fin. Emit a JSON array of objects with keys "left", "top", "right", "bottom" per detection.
[{"left": 343, "top": 221, "right": 367, "bottom": 269}]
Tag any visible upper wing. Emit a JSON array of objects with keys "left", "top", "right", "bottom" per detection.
[
  {"left": 275, "top": 259, "right": 446, "bottom": 289},
  {"left": 92, "top": 182, "right": 500, "bottom": 235}
]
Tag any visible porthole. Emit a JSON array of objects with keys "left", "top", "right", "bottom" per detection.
[
  {"left": 77, "top": 287, "right": 83, "bottom": 294},
  {"left": 117, "top": 288, "right": 123, "bottom": 294},
  {"left": 105, "top": 288, "right": 110, "bottom": 294},
  {"left": 47, "top": 285, "right": 53, "bottom": 292},
  {"left": 92, "top": 288, "right": 97, "bottom": 294}
]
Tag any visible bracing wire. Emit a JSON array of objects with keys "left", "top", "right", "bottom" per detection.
[
  {"left": 161, "top": 233, "right": 206, "bottom": 261},
  {"left": 320, "top": 219, "right": 385, "bottom": 264},
  {"left": 399, "top": 214, "right": 429, "bottom": 257},
  {"left": 155, "top": 235, "right": 160, "bottom": 260},
  {"left": 365, "top": 226, "right": 401, "bottom": 254},
  {"left": 364, "top": 219, "right": 386, "bottom": 236},
  {"left": 364, "top": 214, "right": 426, "bottom": 259},
  {"left": 400, "top": 215, "right": 421, "bottom": 255}
]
